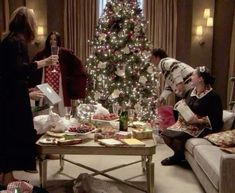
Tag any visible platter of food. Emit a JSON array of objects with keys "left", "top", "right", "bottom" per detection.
[
  {"left": 39, "top": 137, "right": 83, "bottom": 146},
  {"left": 91, "top": 113, "right": 119, "bottom": 123},
  {"left": 39, "top": 137, "right": 59, "bottom": 144},
  {"left": 65, "top": 123, "right": 96, "bottom": 136}
]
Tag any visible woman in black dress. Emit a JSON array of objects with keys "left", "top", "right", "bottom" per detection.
[
  {"left": 161, "top": 66, "right": 223, "bottom": 165},
  {"left": 0, "top": 7, "right": 57, "bottom": 185}
]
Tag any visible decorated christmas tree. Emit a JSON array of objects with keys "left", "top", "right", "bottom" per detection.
[{"left": 85, "top": 0, "right": 160, "bottom": 121}]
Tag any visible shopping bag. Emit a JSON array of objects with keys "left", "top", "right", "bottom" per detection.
[
  {"left": 156, "top": 105, "right": 176, "bottom": 131},
  {"left": 73, "top": 173, "right": 123, "bottom": 193}
]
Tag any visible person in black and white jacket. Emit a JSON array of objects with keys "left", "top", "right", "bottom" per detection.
[{"left": 151, "top": 48, "right": 195, "bottom": 104}]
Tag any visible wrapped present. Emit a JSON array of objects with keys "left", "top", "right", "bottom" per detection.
[
  {"left": 132, "top": 128, "right": 153, "bottom": 140},
  {"left": 115, "top": 131, "right": 132, "bottom": 140}
]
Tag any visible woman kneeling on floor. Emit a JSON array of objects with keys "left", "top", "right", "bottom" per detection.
[{"left": 161, "top": 66, "right": 223, "bottom": 166}]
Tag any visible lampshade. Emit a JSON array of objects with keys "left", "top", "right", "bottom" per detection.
[
  {"left": 203, "top": 8, "right": 210, "bottom": 18},
  {"left": 37, "top": 26, "right": 44, "bottom": 35},
  {"left": 207, "top": 17, "right": 213, "bottom": 27},
  {"left": 196, "top": 26, "right": 203, "bottom": 36},
  {"left": 29, "top": 9, "right": 34, "bottom": 13}
]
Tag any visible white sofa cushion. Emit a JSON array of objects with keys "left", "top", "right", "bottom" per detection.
[
  {"left": 194, "top": 145, "right": 223, "bottom": 190},
  {"left": 222, "top": 110, "right": 235, "bottom": 130},
  {"left": 185, "top": 138, "right": 212, "bottom": 155}
]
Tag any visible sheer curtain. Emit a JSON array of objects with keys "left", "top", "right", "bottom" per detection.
[
  {"left": 227, "top": 10, "right": 235, "bottom": 109},
  {"left": 64, "top": 0, "right": 98, "bottom": 63}
]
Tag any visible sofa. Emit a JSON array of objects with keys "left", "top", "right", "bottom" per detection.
[{"left": 184, "top": 110, "right": 235, "bottom": 193}]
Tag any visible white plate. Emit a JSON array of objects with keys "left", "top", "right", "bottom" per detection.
[
  {"left": 39, "top": 138, "right": 58, "bottom": 144},
  {"left": 46, "top": 131, "right": 65, "bottom": 138},
  {"left": 64, "top": 130, "right": 92, "bottom": 136}
]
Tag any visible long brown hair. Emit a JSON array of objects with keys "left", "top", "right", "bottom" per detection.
[{"left": 8, "top": 7, "right": 36, "bottom": 42}]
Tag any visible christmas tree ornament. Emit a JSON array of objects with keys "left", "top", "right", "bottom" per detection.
[
  {"left": 115, "top": 65, "right": 126, "bottom": 77},
  {"left": 111, "top": 89, "right": 121, "bottom": 99},
  {"left": 139, "top": 76, "right": 147, "bottom": 84},
  {"left": 147, "top": 66, "right": 154, "bottom": 74},
  {"left": 122, "top": 46, "right": 130, "bottom": 54},
  {"left": 97, "top": 61, "right": 107, "bottom": 69},
  {"left": 94, "top": 91, "right": 102, "bottom": 101}
]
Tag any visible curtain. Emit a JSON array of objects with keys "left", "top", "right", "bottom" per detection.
[
  {"left": 227, "top": 10, "right": 235, "bottom": 109},
  {"left": 144, "top": 0, "right": 177, "bottom": 57},
  {"left": 64, "top": 0, "right": 97, "bottom": 64},
  {"left": 144, "top": 0, "right": 177, "bottom": 105},
  {"left": 0, "top": 0, "right": 9, "bottom": 40}
]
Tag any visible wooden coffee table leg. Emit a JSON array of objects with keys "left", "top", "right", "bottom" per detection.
[
  {"left": 146, "top": 155, "right": 154, "bottom": 193},
  {"left": 39, "top": 154, "right": 47, "bottom": 188},
  {"left": 141, "top": 155, "right": 147, "bottom": 173},
  {"left": 59, "top": 154, "right": 65, "bottom": 171}
]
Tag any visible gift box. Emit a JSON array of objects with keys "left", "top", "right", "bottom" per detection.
[{"left": 132, "top": 128, "right": 153, "bottom": 139}]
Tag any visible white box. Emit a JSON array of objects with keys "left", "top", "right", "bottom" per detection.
[{"left": 36, "top": 83, "right": 61, "bottom": 105}]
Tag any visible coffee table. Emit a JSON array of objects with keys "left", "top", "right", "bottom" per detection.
[{"left": 36, "top": 135, "right": 156, "bottom": 193}]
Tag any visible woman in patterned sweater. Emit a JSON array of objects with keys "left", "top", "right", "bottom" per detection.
[{"left": 151, "top": 48, "right": 194, "bottom": 104}]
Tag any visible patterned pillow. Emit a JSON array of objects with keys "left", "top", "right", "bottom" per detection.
[{"left": 204, "top": 130, "right": 235, "bottom": 147}]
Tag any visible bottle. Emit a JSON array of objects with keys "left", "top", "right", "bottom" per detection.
[
  {"left": 14, "top": 188, "right": 21, "bottom": 193},
  {"left": 119, "top": 103, "right": 128, "bottom": 131}
]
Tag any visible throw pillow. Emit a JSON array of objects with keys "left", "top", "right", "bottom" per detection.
[
  {"left": 222, "top": 110, "right": 235, "bottom": 130},
  {"left": 204, "top": 130, "right": 235, "bottom": 147},
  {"left": 220, "top": 147, "right": 235, "bottom": 154}
]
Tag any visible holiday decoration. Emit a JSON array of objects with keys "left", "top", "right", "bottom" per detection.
[{"left": 85, "top": 0, "right": 160, "bottom": 121}]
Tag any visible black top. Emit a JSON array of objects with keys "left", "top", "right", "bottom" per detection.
[
  {"left": 0, "top": 33, "right": 37, "bottom": 172},
  {"left": 185, "top": 88, "right": 223, "bottom": 132}
]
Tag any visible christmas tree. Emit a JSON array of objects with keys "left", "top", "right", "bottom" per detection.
[{"left": 85, "top": 0, "right": 160, "bottom": 121}]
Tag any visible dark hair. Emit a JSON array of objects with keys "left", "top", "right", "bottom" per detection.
[
  {"left": 151, "top": 48, "right": 168, "bottom": 59},
  {"left": 45, "top": 31, "right": 62, "bottom": 48},
  {"left": 9, "top": 7, "right": 36, "bottom": 42},
  {"left": 43, "top": 31, "right": 62, "bottom": 56},
  {"left": 196, "top": 66, "right": 215, "bottom": 85}
]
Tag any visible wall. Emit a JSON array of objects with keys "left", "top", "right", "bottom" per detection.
[
  {"left": 190, "top": 0, "right": 214, "bottom": 69},
  {"left": 176, "top": 0, "right": 235, "bottom": 107},
  {"left": 8, "top": 0, "right": 25, "bottom": 13},
  {"left": 212, "top": 0, "right": 235, "bottom": 107},
  {"left": 26, "top": 0, "right": 47, "bottom": 60},
  {"left": 0, "top": 1, "right": 4, "bottom": 38},
  {"left": 47, "top": 0, "right": 64, "bottom": 42}
]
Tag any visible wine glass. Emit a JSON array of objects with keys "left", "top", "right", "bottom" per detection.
[
  {"left": 65, "top": 106, "right": 72, "bottom": 120},
  {"left": 135, "top": 103, "right": 142, "bottom": 121},
  {"left": 51, "top": 45, "right": 59, "bottom": 73},
  {"left": 128, "top": 109, "right": 135, "bottom": 124},
  {"left": 112, "top": 103, "right": 120, "bottom": 116}
]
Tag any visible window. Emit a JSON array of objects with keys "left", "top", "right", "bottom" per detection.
[{"left": 98, "top": 0, "right": 144, "bottom": 17}]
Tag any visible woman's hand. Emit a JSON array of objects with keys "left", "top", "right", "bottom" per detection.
[
  {"left": 154, "top": 97, "right": 166, "bottom": 107},
  {"left": 29, "top": 89, "right": 44, "bottom": 101},
  {"left": 176, "top": 82, "right": 185, "bottom": 97},
  {"left": 36, "top": 55, "right": 59, "bottom": 69},
  {"left": 187, "top": 115, "right": 206, "bottom": 125},
  {"left": 187, "top": 114, "right": 199, "bottom": 124}
]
